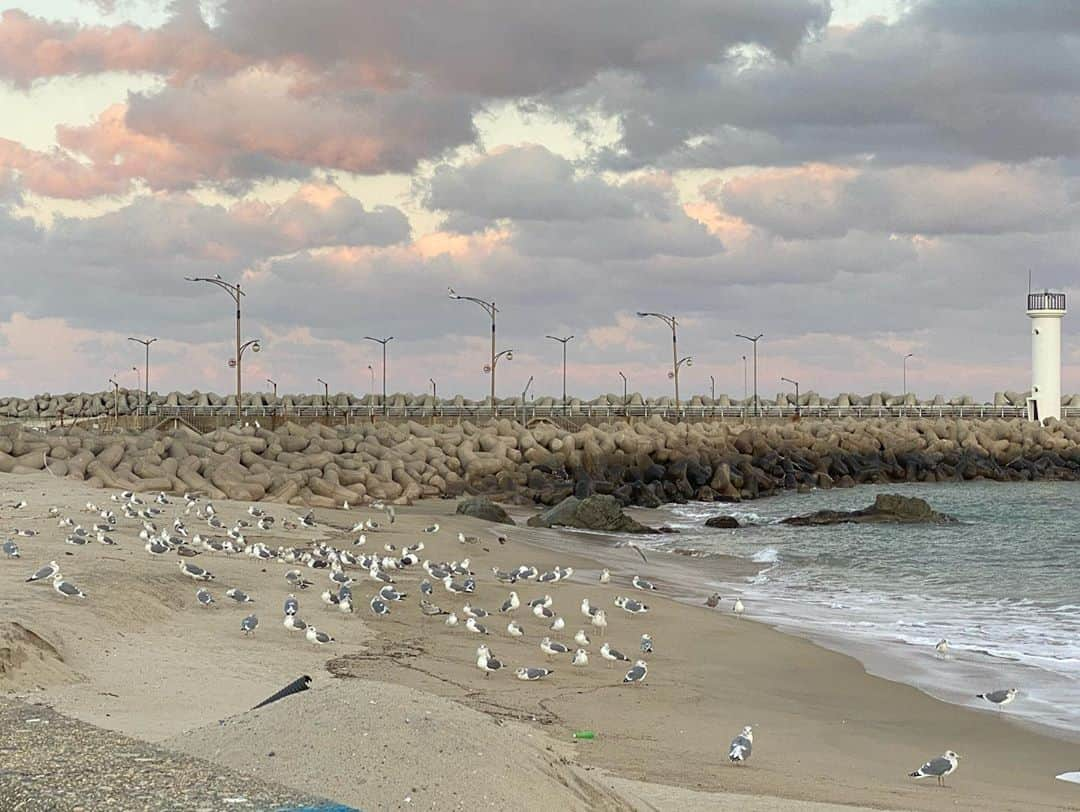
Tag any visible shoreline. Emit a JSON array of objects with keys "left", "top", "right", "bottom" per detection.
[{"left": 2, "top": 471, "right": 1079, "bottom": 810}]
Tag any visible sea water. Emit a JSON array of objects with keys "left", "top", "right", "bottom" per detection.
[{"left": 621, "top": 481, "right": 1080, "bottom": 739}]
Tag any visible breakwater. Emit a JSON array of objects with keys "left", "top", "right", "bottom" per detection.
[{"left": 2, "top": 416, "right": 1077, "bottom": 506}]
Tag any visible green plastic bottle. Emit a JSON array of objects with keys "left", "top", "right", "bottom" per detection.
[{"left": 573, "top": 730, "right": 596, "bottom": 740}]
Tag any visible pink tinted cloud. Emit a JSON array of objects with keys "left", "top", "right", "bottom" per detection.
[{"left": 0, "top": 8, "right": 244, "bottom": 86}]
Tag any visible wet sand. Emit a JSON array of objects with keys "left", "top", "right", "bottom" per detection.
[{"left": 1, "top": 472, "right": 1078, "bottom": 810}]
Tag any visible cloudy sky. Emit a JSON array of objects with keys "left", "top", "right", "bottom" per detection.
[{"left": 0, "top": 0, "right": 1076, "bottom": 400}]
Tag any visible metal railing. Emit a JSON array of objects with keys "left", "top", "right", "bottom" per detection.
[{"left": 1027, "top": 292, "right": 1066, "bottom": 311}]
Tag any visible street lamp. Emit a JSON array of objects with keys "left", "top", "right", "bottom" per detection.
[
  {"left": 742, "top": 355, "right": 748, "bottom": 401},
  {"left": 545, "top": 334, "right": 574, "bottom": 411},
  {"left": 903, "top": 353, "right": 914, "bottom": 398},
  {"left": 367, "top": 364, "right": 375, "bottom": 398},
  {"left": 521, "top": 375, "right": 534, "bottom": 423},
  {"left": 317, "top": 377, "right": 329, "bottom": 401},
  {"left": 668, "top": 356, "right": 693, "bottom": 418},
  {"left": 430, "top": 378, "right": 437, "bottom": 401},
  {"left": 363, "top": 336, "right": 394, "bottom": 416},
  {"left": 132, "top": 366, "right": 140, "bottom": 392},
  {"left": 618, "top": 371, "right": 628, "bottom": 412},
  {"left": 227, "top": 340, "right": 261, "bottom": 413},
  {"left": 735, "top": 334, "right": 764, "bottom": 417},
  {"left": 448, "top": 287, "right": 498, "bottom": 408},
  {"left": 266, "top": 378, "right": 277, "bottom": 397},
  {"left": 186, "top": 275, "right": 248, "bottom": 418},
  {"left": 637, "top": 311, "right": 683, "bottom": 417},
  {"left": 108, "top": 376, "right": 120, "bottom": 422},
  {"left": 127, "top": 336, "right": 157, "bottom": 416},
  {"left": 710, "top": 374, "right": 715, "bottom": 402},
  {"left": 781, "top": 376, "right": 801, "bottom": 418}
]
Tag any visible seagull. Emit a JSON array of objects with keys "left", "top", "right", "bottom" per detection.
[
  {"left": 241, "top": 614, "right": 259, "bottom": 635},
  {"left": 420, "top": 599, "right": 448, "bottom": 616},
  {"left": 445, "top": 612, "right": 459, "bottom": 627},
  {"left": 420, "top": 579, "right": 433, "bottom": 596},
  {"left": 977, "top": 688, "right": 1018, "bottom": 710},
  {"left": 574, "top": 629, "right": 591, "bottom": 647},
  {"left": 52, "top": 573, "right": 86, "bottom": 598},
  {"left": 640, "top": 634, "right": 653, "bottom": 653},
  {"left": 370, "top": 596, "right": 390, "bottom": 616},
  {"left": 591, "top": 609, "right": 608, "bottom": 636},
  {"left": 623, "top": 660, "right": 648, "bottom": 685},
  {"left": 305, "top": 626, "right": 335, "bottom": 645},
  {"left": 145, "top": 539, "right": 170, "bottom": 556},
  {"left": 178, "top": 560, "right": 214, "bottom": 581},
  {"left": 465, "top": 617, "right": 489, "bottom": 635},
  {"left": 11, "top": 500, "right": 27, "bottom": 509},
  {"left": 15, "top": 529, "right": 37, "bottom": 537},
  {"left": 733, "top": 597, "right": 745, "bottom": 619},
  {"left": 530, "top": 595, "right": 554, "bottom": 609},
  {"left": 935, "top": 639, "right": 950, "bottom": 658},
  {"left": 196, "top": 588, "right": 214, "bottom": 608},
  {"left": 618, "top": 597, "right": 649, "bottom": 614},
  {"left": 550, "top": 616, "right": 565, "bottom": 631},
  {"left": 458, "top": 532, "right": 479, "bottom": 545},
  {"left": 284, "top": 615, "right": 308, "bottom": 632},
  {"left": 533, "top": 603, "right": 555, "bottom": 620},
  {"left": 3, "top": 540, "right": 20, "bottom": 558},
  {"left": 285, "top": 570, "right": 313, "bottom": 590},
  {"left": 247, "top": 506, "right": 265, "bottom": 518},
  {"left": 632, "top": 575, "right": 657, "bottom": 591},
  {"left": 463, "top": 603, "right": 489, "bottom": 619},
  {"left": 572, "top": 648, "right": 589, "bottom": 667},
  {"left": 283, "top": 595, "right": 299, "bottom": 616},
  {"left": 728, "top": 726, "right": 753, "bottom": 764},
  {"left": 499, "top": 591, "right": 520, "bottom": 614},
  {"left": 580, "top": 598, "right": 598, "bottom": 618},
  {"left": 540, "top": 637, "right": 569, "bottom": 658},
  {"left": 378, "top": 585, "right": 407, "bottom": 602},
  {"left": 909, "top": 751, "right": 961, "bottom": 787},
  {"left": 226, "top": 588, "right": 254, "bottom": 603},
  {"left": 423, "top": 523, "right": 440, "bottom": 534},
  {"left": 705, "top": 592, "right": 721, "bottom": 608},
  {"left": 600, "top": 642, "right": 630, "bottom": 668},
  {"left": 26, "top": 561, "right": 59, "bottom": 583},
  {"left": 599, "top": 568, "right": 611, "bottom": 584},
  {"left": 507, "top": 621, "right": 524, "bottom": 637},
  {"left": 476, "top": 645, "right": 503, "bottom": 678},
  {"left": 516, "top": 667, "right": 554, "bottom": 681}
]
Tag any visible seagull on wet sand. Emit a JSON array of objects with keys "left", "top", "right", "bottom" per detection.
[
  {"left": 507, "top": 620, "right": 524, "bottom": 637},
  {"left": 591, "top": 609, "right": 608, "bottom": 636},
  {"left": 540, "top": 637, "right": 569, "bottom": 658},
  {"left": 600, "top": 642, "right": 630, "bottom": 668},
  {"left": 196, "top": 588, "right": 214, "bottom": 607},
  {"left": 241, "top": 614, "right": 259, "bottom": 635},
  {"left": 728, "top": 726, "right": 753, "bottom": 764},
  {"left": 733, "top": 597, "right": 745, "bottom": 619},
  {"left": 284, "top": 595, "right": 299, "bottom": 616},
  {"left": 465, "top": 617, "right": 488, "bottom": 635},
  {"left": 977, "top": 688, "right": 1017, "bottom": 710},
  {"left": 705, "top": 592, "right": 721, "bottom": 608},
  {"left": 3, "top": 540, "right": 20, "bottom": 558},
  {"left": 476, "top": 645, "right": 503, "bottom": 678},
  {"left": 632, "top": 575, "right": 657, "bottom": 591},
  {"left": 178, "top": 560, "right": 214, "bottom": 581},
  {"left": 226, "top": 588, "right": 254, "bottom": 603},
  {"left": 306, "top": 626, "right": 335, "bottom": 645},
  {"left": 572, "top": 648, "right": 589, "bottom": 667},
  {"left": 935, "top": 639, "right": 949, "bottom": 658},
  {"left": 640, "top": 634, "right": 653, "bottom": 653},
  {"left": 574, "top": 629, "right": 591, "bottom": 648},
  {"left": 599, "top": 568, "right": 610, "bottom": 584},
  {"left": 909, "top": 751, "right": 960, "bottom": 787}
]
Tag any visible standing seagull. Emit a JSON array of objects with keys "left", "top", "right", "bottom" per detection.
[
  {"left": 640, "top": 634, "right": 653, "bottom": 654},
  {"left": 241, "top": 614, "right": 258, "bottom": 635},
  {"left": 600, "top": 642, "right": 630, "bottom": 668},
  {"left": 623, "top": 660, "right": 648, "bottom": 685},
  {"left": 178, "top": 561, "right": 214, "bottom": 581},
  {"left": 733, "top": 597, "right": 745, "bottom": 619},
  {"left": 599, "top": 568, "right": 611, "bottom": 584},
  {"left": 976, "top": 688, "right": 1018, "bottom": 710},
  {"left": 572, "top": 648, "right": 589, "bottom": 667},
  {"left": 909, "top": 751, "right": 961, "bottom": 787},
  {"left": 935, "top": 639, "right": 949, "bottom": 658},
  {"left": 3, "top": 540, "right": 20, "bottom": 558},
  {"left": 26, "top": 561, "right": 59, "bottom": 583},
  {"left": 632, "top": 575, "right": 657, "bottom": 591},
  {"left": 705, "top": 592, "right": 721, "bottom": 608},
  {"left": 728, "top": 726, "right": 753, "bottom": 764},
  {"left": 52, "top": 573, "right": 86, "bottom": 598}
]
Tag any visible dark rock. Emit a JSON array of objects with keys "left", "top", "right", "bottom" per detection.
[
  {"left": 526, "top": 494, "right": 658, "bottom": 533},
  {"left": 704, "top": 515, "right": 740, "bottom": 529},
  {"left": 781, "top": 493, "right": 957, "bottom": 526},
  {"left": 455, "top": 496, "right": 515, "bottom": 525}
]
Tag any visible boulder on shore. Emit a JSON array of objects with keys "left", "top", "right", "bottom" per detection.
[
  {"left": 455, "top": 496, "right": 515, "bottom": 525},
  {"left": 781, "top": 493, "right": 956, "bottom": 526},
  {"left": 526, "top": 494, "right": 657, "bottom": 534},
  {"left": 704, "top": 515, "right": 741, "bottom": 529}
]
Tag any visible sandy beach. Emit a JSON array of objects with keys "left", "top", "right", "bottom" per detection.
[{"left": 2, "top": 470, "right": 1079, "bottom": 811}]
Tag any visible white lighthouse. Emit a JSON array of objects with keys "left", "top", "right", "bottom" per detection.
[{"left": 1026, "top": 289, "right": 1067, "bottom": 422}]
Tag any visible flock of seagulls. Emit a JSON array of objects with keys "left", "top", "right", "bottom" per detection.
[{"left": 1, "top": 493, "right": 1026, "bottom": 788}]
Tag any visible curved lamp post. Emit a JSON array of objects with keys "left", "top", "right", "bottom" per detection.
[
  {"left": 903, "top": 353, "right": 914, "bottom": 398},
  {"left": 367, "top": 364, "right": 375, "bottom": 399},
  {"left": 545, "top": 334, "right": 574, "bottom": 411},
  {"left": 317, "top": 377, "right": 329, "bottom": 402},
  {"left": 363, "top": 336, "right": 394, "bottom": 416},
  {"left": 186, "top": 275, "right": 248, "bottom": 418},
  {"left": 618, "top": 371, "right": 628, "bottom": 413},
  {"left": 521, "top": 374, "right": 534, "bottom": 423},
  {"left": 127, "top": 336, "right": 157, "bottom": 416},
  {"left": 735, "top": 333, "right": 764, "bottom": 417},
  {"left": 448, "top": 287, "right": 498, "bottom": 408},
  {"left": 108, "top": 376, "right": 120, "bottom": 422},
  {"left": 227, "top": 339, "right": 261, "bottom": 417},
  {"left": 637, "top": 311, "right": 683, "bottom": 417},
  {"left": 668, "top": 355, "right": 693, "bottom": 417},
  {"left": 781, "top": 376, "right": 800, "bottom": 418},
  {"left": 266, "top": 378, "right": 277, "bottom": 397}
]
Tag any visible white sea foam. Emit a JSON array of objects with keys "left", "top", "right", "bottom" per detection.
[{"left": 751, "top": 547, "right": 779, "bottom": 564}]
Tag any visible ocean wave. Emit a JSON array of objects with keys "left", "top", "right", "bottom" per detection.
[{"left": 751, "top": 547, "right": 779, "bottom": 564}]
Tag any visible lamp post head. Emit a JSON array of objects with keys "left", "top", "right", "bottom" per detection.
[
  {"left": 505, "top": 351, "right": 513, "bottom": 361},
  {"left": 228, "top": 358, "right": 237, "bottom": 368},
  {"left": 685, "top": 357, "right": 693, "bottom": 368},
  {"left": 483, "top": 364, "right": 492, "bottom": 373},
  {"left": 251, "top": 341, "right": 261, "bottom": 353}
]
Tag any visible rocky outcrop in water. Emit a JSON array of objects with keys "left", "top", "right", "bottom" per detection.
[
  {"left": 704, "top": 515, "right": 741, "bottom": 529},
  {"left": 0, "top": 415, "right": 1078, "bottom": 507},
  {"left": 781, "top": 494, "right": 956, "bottom": 526},
  {"left": 526, "top": 495, "right": 657, "bottom": 533}
]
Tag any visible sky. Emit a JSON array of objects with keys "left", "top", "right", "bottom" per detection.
[{"left": 0, "top": 0, "right": 1077, "bottom": 401}]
